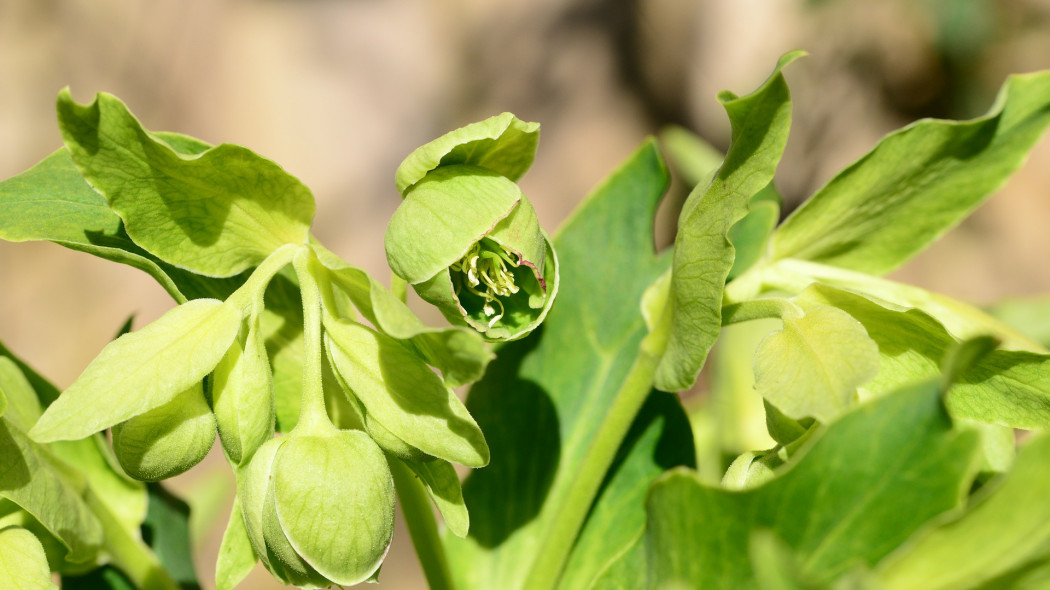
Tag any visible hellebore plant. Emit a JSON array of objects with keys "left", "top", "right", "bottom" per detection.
[{"left": 4, "top": 50, "right": 1050, "bottom": 590}]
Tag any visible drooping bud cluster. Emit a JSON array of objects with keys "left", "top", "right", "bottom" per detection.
[{"left": 17, "top": 91, "right": 518, "bottom": 589}]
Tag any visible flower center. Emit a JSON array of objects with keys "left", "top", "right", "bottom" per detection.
[{"left": 450, "top": 239, "right": 520, "bottom": 327}]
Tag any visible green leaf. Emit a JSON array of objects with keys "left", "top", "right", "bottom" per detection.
[
  {"left": 405, "top": 459, "right": 469, "bottom": 538},
  {"left": 57, "top": 90, "right": 314, "bottom": 277},
  {"left": 0, "top": 341, "right": 149, "bottom": 541},
  {"left": 395, "top": 112, "right": 540, "bottom": 194},
  {"left": 315, "top": 248, "right": 492, "bottom": 386},
  {"left": 877, "top": 433, "right": 1050, "bottom": 590},
  {"left": 61, "top": 566, "right": 134, "bottom": 590},
  {"left": 634, "top": 382, "right": 979, "bottom": 588},
  {"left": 0, "top": 341, "right": 59, "bottom": 409},
  {"left": 742, "top": 259, "right": 1041, "bottom": 353},
  {"left": 770, "top": 69, "right": 1050, "bottom": 274},
  {"left": 659, "top": 124, "right": 725, "bottom": 188},
  {"left": 753, "top": 302, "right": 880, "bottom": 422},
  {"left": 797, "top": 285, "right": 1050, "bottom": 429},
  {"left": 442, "top": 140, "right": 684, "bottom": 589},
  {"left": 990, "top": 297, "right": 1050, "bottom": 349},
  {"left": 271, "top": 431, "right": 395, "bottom": 585},
  {"left": 655, "top": 50, "right": 803, "bottom": 391},
  {"left": 657, "top": 125, "right": 782, "bottom": 282},
  {"left": 141, "top": 483, "right": 199, "bottom": 589},
  {"left": 215, "top": 497, "right": 256, "bottom": 590},
  {"left": 586, "top": 535, "right": 647, "bottom": 590},
  {"left": 48, "top": 436, "right": 148, "bottom": 541},
  {"left": 0, "top": 144, "right": 249, "bottom": 304},
  {"left": 30, "top": 298, "right": 241, "bottom": 442},
  {"left": 323, "top": 317, "right": 488, "bottom": 467},
  {"left": 0, "top": 526, "right": 58, "bottom": 589},
  {"left": 0, "top": 357, "right": 42, "bottom": 432},
  {"left": 557, "top": 391, "right": 695, "bottom": 590},
  {"left": 0, "top": 420, "right": 103, "bottom": 565}
]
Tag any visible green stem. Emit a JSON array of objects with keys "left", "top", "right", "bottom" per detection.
[
  {"left": 389, "top": 458, "right": 457, "bottom": 590},
  {"left": 522, "top": 348, "right": 661, "bottom": 590},
  {"left": 291, "top": 248, "right": 334, "bottom": 436},
  {"left": 225, "top": 243, "right": 301, "bottom": 313},
  {"left": 84, "top": 490, "right": 181, "bottom": 590},
  {"left": 722, "top": 297, "right": 801, "bottom": 325},
  {"left": 387, "top": 266, "right": 457, "bottom": 589}
]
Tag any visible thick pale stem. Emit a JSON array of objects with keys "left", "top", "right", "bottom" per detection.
[
  {"left": 523, "top": 350, "right": 661, "bottom": 590},
  {"left": 291, "top": 248, "right": 335, "bottom": 436}
]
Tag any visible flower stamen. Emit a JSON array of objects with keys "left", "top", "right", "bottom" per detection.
[{"left": 450, "top": 239, "right": 521, "bottom": 326}]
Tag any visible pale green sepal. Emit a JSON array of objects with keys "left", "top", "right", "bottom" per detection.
[
  {"left": 215, "top": 497, "right": 257, "bottom": 590},
  {"left": 654, "top": 50, "right": 803, "bottom": 392},
  {"left": 323, "top": 317, "right": 489, "bottom": 467},
  {"left": 797, "top": 285, "right": 1050, "bottom": 429},
  {"left": 56, "top": 89, "right": 314, "bottom": 277},
  {"left": 770, "top": 69, "right": 1050, "bottom": 275},
  {"left": 312, "top": 246, "right": 492, "bottom": 386},
  {"left": 405, "top": 458, "right": 469, "bottom": 538},
  {"left": 386, "top": 165, "right": 521, "bottom": 284},
  {"left": 111, "top": 382, "right": 216, "bottom": 481},
  {"left": 722, "top": 450, "right": 778, "bottom": 491},
  {"left": 30, "top": 298, "right": 241, "bottom": 442},
  {"left": 0, "top": 420, "right": 102, "bottom": 565},
  {"left": 272, "top": 431, "right": 395, "bottom": 585},
  {"left": 754, "top": 303, "right": 880, "bottom": 422},
  {"left": 212, "top": 313, "right": 275, "bottom": 465},
  {"left": 395, "top": 112, "right": 540, "bottom": 194},
  {"left": 0, "top": 527, "right": 57, "bottom": 590},
  {"left": 755, "top": 259, "right": 1044, "bottom": 353}
]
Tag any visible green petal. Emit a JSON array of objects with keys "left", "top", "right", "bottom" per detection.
[
  {"left": 395, "top": 112, "right": 539, "bottom": 194},
  {"left": 385, "top": 165, "right": 522, "bottom": 284}
]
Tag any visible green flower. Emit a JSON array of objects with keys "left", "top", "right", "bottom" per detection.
[
  {"left": 385, "top": 113, "right": 559, "bottom": 341},
  {"left": 239, "top": 430, "right": 395, "bottom": 587}
]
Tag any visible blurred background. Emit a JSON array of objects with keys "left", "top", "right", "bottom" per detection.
[{"left": 2, "top": 0, "right": 1050, "bottom": 587}]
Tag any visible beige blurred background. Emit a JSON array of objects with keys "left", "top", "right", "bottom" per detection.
[{"left": 2, "top": 0, "right": 1050, "bottom": 588}]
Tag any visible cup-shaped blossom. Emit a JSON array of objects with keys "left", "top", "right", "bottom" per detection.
[
  {"left": 385, "top": 113, "right": 558, "bottom": 341},
  {"left": 239, "top": 430, "right": 395, "bottom": 587}
]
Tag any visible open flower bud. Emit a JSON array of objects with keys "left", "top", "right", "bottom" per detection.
[
  {"left": 111, "top": 382, "right": 215, "bottom": 481},
  {"left": 385, "top": 114, "right": 559, "bottom": 341},
  {"left": 239, "top": 430, "right": 395, "bottom": 587}
]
